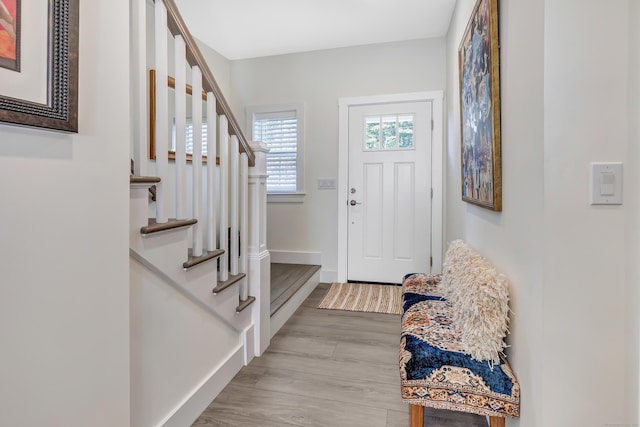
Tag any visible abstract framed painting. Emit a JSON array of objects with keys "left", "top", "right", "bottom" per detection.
[
  {"left": 0, "top": 0, "right": 78, "bottom": 133},
  {"left": 458, "top": 0, "right": 502, "bottom": 211},
  {"left": 0, "top": 0, "right": 20, "bottom": 71}
]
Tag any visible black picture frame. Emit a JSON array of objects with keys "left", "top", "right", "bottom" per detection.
[{"left": 0, "top": 0, "right": 78, "bottom": 133}]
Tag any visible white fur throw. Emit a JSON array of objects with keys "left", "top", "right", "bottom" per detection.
[{"left": 441, "top": 240, "right": 510, "bottom": 365}]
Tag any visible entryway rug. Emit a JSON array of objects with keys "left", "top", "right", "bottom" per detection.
[{"left": 318, "top": 282, "right": 402, "bottom": 315}]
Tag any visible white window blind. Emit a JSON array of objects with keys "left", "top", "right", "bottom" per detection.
[
  {"left": 253, "top": 110, "right": 298, "bottom": 193},
  {"left": 185, "top": 122, "right": 208, "bottom": 157}
]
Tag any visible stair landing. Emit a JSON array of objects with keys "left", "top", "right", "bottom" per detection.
[{"left": 270, "top": 263, "right": 321, "bottom": 316}]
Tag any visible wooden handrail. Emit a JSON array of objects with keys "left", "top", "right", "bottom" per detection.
[{"left": 159, "top": 0, "right": 255, "bottom": 166}]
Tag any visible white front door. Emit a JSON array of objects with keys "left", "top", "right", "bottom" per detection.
[{"left": 347, "top": 101, "right": 432, "bottom": 284}]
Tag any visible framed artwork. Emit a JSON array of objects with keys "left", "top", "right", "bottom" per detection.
[
  {"left": 0, "top": 0, "right": 20, "bottom": 71},
  {"left": 458, "top": 0, "right": 501, "bottom": 211},
  {"left": 0, "top": 0, "right": 78, "bottom": 132}
]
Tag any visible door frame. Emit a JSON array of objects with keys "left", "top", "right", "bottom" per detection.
[{"left": 337, "top": 91, "right": 444, "bottom": 282}]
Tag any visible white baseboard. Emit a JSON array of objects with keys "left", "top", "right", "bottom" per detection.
[
  {"left": 242, "top": 324, "right": 255, "bottom": 366},
  {"left": 269, "top": 250, "right": 321, "bottom": 265},
  {"left": 268, "top": 251, "right": 335, "bottom": 283},
  {"left": 161, "top": 345, "right": 244, "bottom": 427},
  {"left": 320, "top": 269, "right": 337, "bottom": 283},
  {"left": 270, "top": 269, "right": 320, "bottom": 338}
]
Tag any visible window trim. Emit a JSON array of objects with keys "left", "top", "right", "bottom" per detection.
[{"left": 246, "top": 102, "right": 305, "bottom": 200}]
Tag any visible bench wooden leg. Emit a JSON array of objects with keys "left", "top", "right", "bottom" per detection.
[
  {"left": 410, "top": 404, "right": 424, "bottom": 427},
  {"left": 489, "top": 416, "right": 505, "bottom": 427}
]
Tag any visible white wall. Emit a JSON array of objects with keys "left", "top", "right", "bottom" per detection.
[
  {"left": 447, "top": 0, "right": 635, "bottom": 426},
  {"left": 446, "top": 1, "right": 545, "bottom": 425},
  {"left": 230, "top": 39, "right": 446, "bottom": 278},
  {"left": 196, "top": 37, "right": 232, "bottom": 102},
  {"left": 543, "top": 1, "right": 628, "bottom": 426},
  {"left": 627, "top": 2, "right": 640, "bottom": 422},
  {"left": 0, "top": 1, "right": 131, "bottom": 426}
]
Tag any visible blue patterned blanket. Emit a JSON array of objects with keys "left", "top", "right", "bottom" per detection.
[{"left": 400, "top": 273, "right": 520, "bottom": 418}]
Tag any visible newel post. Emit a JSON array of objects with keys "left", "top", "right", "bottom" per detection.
[{"left": 248, "top": 141, "right": 271, "bottom": 356}]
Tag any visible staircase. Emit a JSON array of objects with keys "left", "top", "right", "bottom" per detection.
[{"left": 128, "top": 1, "right": 271, "bottom": 426}]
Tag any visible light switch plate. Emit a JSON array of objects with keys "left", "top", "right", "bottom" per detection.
[
  {"left": 590, "top": 162, "right": 622, "bottom": 205},
  {"left": 318, "top": 178, "right": 337, "bottom": 190}
]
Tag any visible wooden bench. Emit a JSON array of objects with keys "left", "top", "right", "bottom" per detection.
[{"left": 400, "top": 241, "right": 520, "bottom": 427}]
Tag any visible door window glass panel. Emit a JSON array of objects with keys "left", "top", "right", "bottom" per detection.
[
  {"left": 382, "top": 115, "right": 397, "bottom": 148},
  {"left": 365, "top": 117, "right": 380, "bottom": 149},
  {"left": 364, "top": 114, "right": 414, "bottom": 151},
  {"left": 398, "top": 115, "right": 414, "bottom": 148}
]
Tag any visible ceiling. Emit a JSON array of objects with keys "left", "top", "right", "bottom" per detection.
[{"left": 174, "top": 0, "right": 457, "bottom": 60}]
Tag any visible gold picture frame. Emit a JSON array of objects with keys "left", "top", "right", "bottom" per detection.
[{"left": 458, "top": 0, "right": 501, "bottom": 211}]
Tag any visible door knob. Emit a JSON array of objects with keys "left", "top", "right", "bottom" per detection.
[{"left": 349, "top": 200, "right": 362, "bottom": 206}]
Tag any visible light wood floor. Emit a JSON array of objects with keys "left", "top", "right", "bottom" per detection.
[{"left": 193, "top": 283, "right": 487, "bottom": 427}]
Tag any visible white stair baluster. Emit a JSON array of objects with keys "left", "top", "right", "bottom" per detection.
[
  {"left": 191, "top": 66, "right": 204, "bottom": 257},
  {"left": 131, "top": 0, "right": 147, "bottom": 176},
  {"left": 219, "top": 115, "right": 229, "bottom": 282},
  {"left": 206, "top": 92, "right": 217, "bottom": 252},
  {"left": 174, "top": 35, "right": 187, "bottom": 220},
  {"left": 230, "top": 136, "right": 239, "bottom": 276},
  {"left": 154, "top": 0, "right": 169, "bottom": 223}
]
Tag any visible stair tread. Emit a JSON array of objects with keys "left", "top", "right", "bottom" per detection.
[
  {"left": 236, "top": 296, "right": 256, "bottom": 313},
  {"left": 141, "top": 218, "right": 197, "bottom": 235},
  {"left": 213, "top": 273, "right": 246, "bottom": 294},
  {"left": 130, "top": 175, "right": 161, "bottom": 184},
  {"left": 183, "top": 249, "right": 225, "bottom": 270}
]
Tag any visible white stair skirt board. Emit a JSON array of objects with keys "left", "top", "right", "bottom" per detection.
[
  {"left": 270, "top": 269, "right": 321, "bottom": 338},
  {"left": 131, "top": 249, "right": 246, "bottom": 329},
  {"left": 130, "top": 257, "right": 250, "bottom": 427},
  {"left": 159, "top": 345, "right": 244, "bottom": 427}
]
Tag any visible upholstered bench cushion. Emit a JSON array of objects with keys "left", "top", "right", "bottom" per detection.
[
  {"left": 402, "top": 273, "right": 445, "bottom": 311},
  {"left": 400, "top": 273, "right": 520, "bottom": 418}
]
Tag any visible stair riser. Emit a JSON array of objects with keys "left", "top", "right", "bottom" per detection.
[
  {"left": 131, "top": 229, "right": 190, "bottom": 267},
  {"left": 130, "top": 188, "right": 154, "bottom": 237}
]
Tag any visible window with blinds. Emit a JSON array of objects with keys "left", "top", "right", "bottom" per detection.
[
  {"left": 171, "top": 121, "right": 208, "bottom": 157},
  {"left": 250, "top": 105, "right": 304, "bottom": 195}
]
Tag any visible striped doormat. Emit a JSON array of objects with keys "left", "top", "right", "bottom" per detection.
[{"left": 318, "top": 282, "right": 403, "bottom": 315}]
